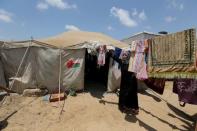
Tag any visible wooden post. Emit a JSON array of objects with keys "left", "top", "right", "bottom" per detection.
[{"left": 58, "top": 49, "right": 62, "bottom": 106}]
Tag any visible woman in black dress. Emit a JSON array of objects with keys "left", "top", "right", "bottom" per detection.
[{"left": 109, "top": 50, "right": 139, "bottom": 115}]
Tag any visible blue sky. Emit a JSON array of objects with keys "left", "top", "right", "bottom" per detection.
[{"left": 0, "top": 0, "right": 196, "bottom": 40}]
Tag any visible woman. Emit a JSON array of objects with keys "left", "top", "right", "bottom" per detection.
[{"left": 109, "top": 50, "right": 139, "bottom": 115}]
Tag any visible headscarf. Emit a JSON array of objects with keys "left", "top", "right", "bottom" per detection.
[{"left": 119, "top": 50, "right": 131, "bottom": 64}]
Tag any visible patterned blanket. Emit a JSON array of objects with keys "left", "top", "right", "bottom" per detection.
[{"left": 148, "top": 28, "right": 197, "bottom": 79}]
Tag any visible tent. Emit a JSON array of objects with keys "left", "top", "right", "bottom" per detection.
[{"left": 0, "top": 31, "right": 128, "bottom": 93}]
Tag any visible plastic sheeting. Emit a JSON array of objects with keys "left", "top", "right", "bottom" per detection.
[
  {"left": 0, "top": 46, "right": 85, "bottom": 93},
  {"left": 0, "top": 60, "right": 6, "bottom": 87},
  {"left": 62, "top": 49, "right": 85, "bottom": 91},
  {"left": 1, "top": 47, "right": 42, "bottom": 93},
  {"left": 36, "top": 48, "right": 60, "bottom": 91}
]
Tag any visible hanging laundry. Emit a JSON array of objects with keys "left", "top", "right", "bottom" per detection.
[
  {"left": 112, "top": 61, "right": 121, "bottom": 80},
  {"left": 97, "top": 45, "right": 107, "bottom": 66},
  {"left": 136, "top": 57, "right": 148, "bottom": 80},
  {"left": 112, "top": 47, "right": 122, "bottom": 67},
  {"left": 144, "top": 39, "right": 149, "bottom": 64},
  {"left": 128, "top": 41, "right": 144, "bottom": 73},
  {"left": 136, "top": 40, "right": 145, "bottom": 53},
  {"left": 173, "top": 79, "right": 197, "bottom": 105},
  {"left": 87, "top": 42, "right": 100, "bottom": 55},
  {"left": 131, "top": 41, "right": 137, "bottom": 52},
  {"left": 195, "top": 51, "right": 197, "bottom": 70},
  {"left": 128, "top": 52, "right": 135, "bottom": 72},
  {"left": 114, "top": 47, "right": 122, "bottom": 58},
  {"left": 128, "top": 40, "right": 148, "bottom": 80},
  {"left": 144, "top": 78, "right": 166, "bottom": 95},
  {"left": 144, "top": 39, "right": 149, "bottom": 52},
  {"left": 130, "top": 52, "right": 144, "bottom": 73}
]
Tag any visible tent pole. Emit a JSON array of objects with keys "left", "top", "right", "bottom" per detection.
[{"left": 58, "top": 49, "right": 62, "bottom": 106}]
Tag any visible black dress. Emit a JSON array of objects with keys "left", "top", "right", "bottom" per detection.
[{"left": 111, "top": 54, "right": 139, "bottom": 112}]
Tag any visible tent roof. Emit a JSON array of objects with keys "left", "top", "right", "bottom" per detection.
[{"left": 39, "top": 31, "right": 128, "bottom": 48}]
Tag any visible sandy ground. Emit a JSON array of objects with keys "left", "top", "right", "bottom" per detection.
[{"left": 0, "top": 81, "right": 197, "bottom": 131}]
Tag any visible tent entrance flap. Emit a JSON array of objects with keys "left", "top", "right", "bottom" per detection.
[{"left": 84, "top": 50, "right": 110, "bottom": 90}]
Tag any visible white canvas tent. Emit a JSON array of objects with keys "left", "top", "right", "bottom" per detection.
[{"left": 0, "top": 31, "right": 128, "bottom": 93}]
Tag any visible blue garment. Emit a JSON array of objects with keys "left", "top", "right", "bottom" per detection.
[
  {"left": 145, "top": 53, "right": 148, "bottom": 64},
  {"left": 114, "top": 47, "right": 122, "bottom": 58},
  {"left": 112, "top": 47, "right": 122, "bottom": 68}
]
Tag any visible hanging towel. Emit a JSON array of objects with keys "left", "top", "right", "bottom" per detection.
[{"left": 97, "top": 45, "right": 107, "bottom": 66}]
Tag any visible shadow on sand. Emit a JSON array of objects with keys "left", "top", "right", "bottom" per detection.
[
  {"left": 167, "top": 103, "right": 196, "bottom": 130},
  {"left": 0, "top": 110, "right": 17, "bottom": 130},
  {"left": 125, "top": 114, "right": 157, "bottom": 131},
  {"left": 140, "top": 107, "right": 194, "bottom": 131},
  {"left": 87, "top": 82, "right": 195, "bottom": 131},
  {"left": 138, "top": 89, "right": 161, "bottom": 102},
  {"left": 98, "top": 98, "right": 157, "bottom": 131},
  {"left": 98, "top": 98, "right": 194, "bottom": 130},
  {"left": 84, "top": 80, "right": 107, "bottom": 99},
  {"left": 138, "top": 88, "right": 195, "bottom": 130}
]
